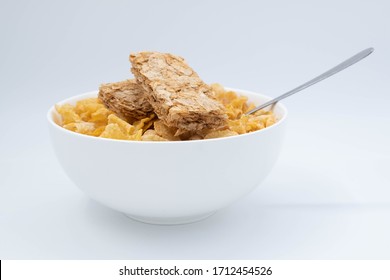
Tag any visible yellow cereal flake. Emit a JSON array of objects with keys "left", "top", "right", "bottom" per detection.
[
  {"left": 100, "top": 124, "right": 129, "bottom": 140},
  {"left": 55, "top": 104, "right": 81, "bottom": 125},
  {"left": 141, "top": 130, "right": 168, "bottom": 141},
  {"left": 128, "top": 129, "right": 143, "bottom": 141},
  {"left": 63, "top": 122, "right": 95, "bottom": 135},
  {"left": 204, "top": 129, "right": 238, "bottom": 139},
  {"left": 265, "top": 115, "right": 276, "bottom": 127},
  {"left": 133, "top": 114, "right": 156, "bottom": 131},
  {"left": 212, "top": 84, "right": 256, "bottom": 121},
  {"left": 55, "top": 85, "right": 277, "bottom": 141},
  {"left": 75, "top": 98, "right": 105, "bottom": 121},
  {"left": 154, "top": 120, "right": 181, "bottom": 141},
  {"left": 90, "top": 126, "right": 107, "bottom": 137},
  {"left": 108, "top": 114, "right": 135, "bottom": 135},
  {"left": 244, "top": 102, "right": 256, "bottom": 113},
  {"left": 90, "top": 107, "right": 112, "bottom": 124}
]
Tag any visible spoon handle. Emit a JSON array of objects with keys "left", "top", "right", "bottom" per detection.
[{"left": 246, "top": 47, "right": 374, "bottom": 115}]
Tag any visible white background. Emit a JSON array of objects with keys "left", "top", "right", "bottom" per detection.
[{"left": 0, "top": 0, "right": 389, "bottom": 259}]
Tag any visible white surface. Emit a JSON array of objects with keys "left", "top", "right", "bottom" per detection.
[{"left": 0, "top": 0, "right": 389, "bottom": 259}]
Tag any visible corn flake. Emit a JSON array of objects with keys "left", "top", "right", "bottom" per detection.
[
  {"left": 204, "top": 129, "right": 238, "bottom": 139},
  {"left": 55, "top": 104, "right": 81, "bottom": 125},
  {"left": 154, "top": 120, "right": 181, "bottom": 141},
  {"left": 63, "top": 122, "right": 95, "bottom": 135},
  {"left": 133, "top": 114, "right": 156, "bottom": 131},
  {"left": 141, "top": 130, "right": 168, "bottom": 141},
  {"left": 108, "top": 114, "right": 135, "bottom": 135},
  {"left": 100, "top": 124, "right": 128, "bottom": 140}
]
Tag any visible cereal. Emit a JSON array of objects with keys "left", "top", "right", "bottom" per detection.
[
  {"left": 90, "top": 107, "right": 111, "bottom": 124},
  {"left": 133, "top": 114, "right": 156, "bottom": 132},
  {"left": 141, "top": 130, "right": 168, "bottom": 141},
  {"left": 55, "top": 85, "right": 277, "bottom": 141},
  {"left": 129, "top": 129, "right": 143, "bottom": 141},
  {"left": 130, "top": 52, "right": 227, "bottom": 132},
  {"left": 108, "top": 114, "right": 135, "bottom": 135},
  {"left": 100, "top": 123, "right": 129, "bottom": 140},
  {"left": 98, "top": 79, "right": 153, "bottom": 122},
  {"left": 228, "top": 115, "right": 264, "bottom": 134},
  {"left": 63, "top": 122, "right": 95, "bottom": 135},
  {"left": 204, "top": 129, "right": 238, "bottom": 139},
  {"left": 75, "top": 98, "right": 106, "bottom": 121},
  {"left": 55, "top": 104, "right": 81, "bottom": 125},
  {"left": 154, "top": 120, "right": 181, "bottom": 141},
  {"left": 56, "top": 98, "right": 148, "bottom": 141}
]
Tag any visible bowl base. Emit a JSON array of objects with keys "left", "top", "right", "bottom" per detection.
[{"left": 124, "top": 211, "right": 216, "bottom": 225}]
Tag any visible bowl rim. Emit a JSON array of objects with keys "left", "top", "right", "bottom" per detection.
[{"left": 47, "top": 87, "right": 288, "bottom": 144}]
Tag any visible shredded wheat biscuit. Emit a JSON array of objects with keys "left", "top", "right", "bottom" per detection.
[
  {"left": 98, "top": 79, "right": 153, "bottom": 122},
  {"left": 129, "top": 52, "right": 227, "bottom": 132}
]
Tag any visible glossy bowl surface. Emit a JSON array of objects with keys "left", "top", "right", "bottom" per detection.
[{"left": 47, "top": 88, "right": 287, "bottom": 224}]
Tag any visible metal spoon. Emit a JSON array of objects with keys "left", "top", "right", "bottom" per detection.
[{"left": 246, "top": 47, "right": 374, "bottom": 115}]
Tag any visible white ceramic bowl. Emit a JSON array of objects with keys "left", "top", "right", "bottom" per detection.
[{"left": 48, "top": 88, "right": 287, "bottom": 224}]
